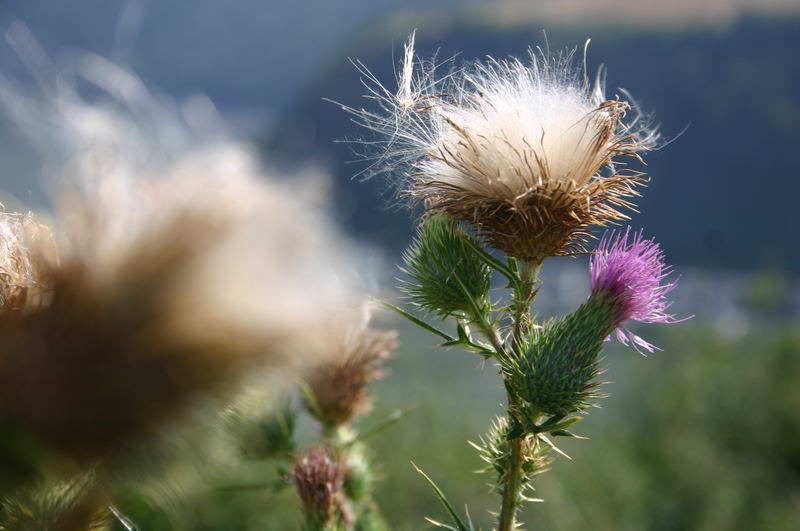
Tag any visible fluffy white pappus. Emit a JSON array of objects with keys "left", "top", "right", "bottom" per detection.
[{"left": 338, "top": 34, "right": 659, "bottom": 202}]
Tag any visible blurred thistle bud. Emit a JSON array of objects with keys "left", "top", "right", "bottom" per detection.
[
  {"left": 231, "top": 402, "right": 296, "bottom": 460},
  {"left": 292, "top": 447, "right": 351, "bottom": 530},
  {"left": 589, "top": 228, "right": 689, "bottom": 353},
  {"left": 338, "top": 33, "right": 657, "bottom": 260},
  {"left": 341, "top": 441, "right": 375, "bottom": 504},
  {"left": 400, "top": 215, "right": 491, "bottom": 319},
  {"left": 305, "top": 309, "right": 397, "bottom": 429}
]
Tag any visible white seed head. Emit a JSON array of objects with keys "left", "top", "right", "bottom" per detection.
[{"left": 338, "top": 34, "right": 659, "bottom": 258}]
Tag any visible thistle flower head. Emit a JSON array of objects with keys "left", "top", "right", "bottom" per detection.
[
  {"left": 292, "top": 447, "right": 350, "bottom": 529},
  {"left": 305, "top": 307, "right": 397, "bottom": 428},
  {"left": 590, "top": 228, "right": 686, "bottom": 352},
  {"left": 340, "top": 34, "right": 658, "bottom": 259}
]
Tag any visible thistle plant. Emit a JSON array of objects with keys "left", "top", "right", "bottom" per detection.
[
  {"left": 295, "top": 309, "right": 398, "bottom": 530},
  {"left": 228, "top": 306, "right": 398, "bottom": 530},
  {"left": 338, "top": 34, "right": 687, "bottom": 530}
]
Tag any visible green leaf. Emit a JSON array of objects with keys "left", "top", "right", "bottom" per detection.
[
  {"left": 412, "top": 463, "right": 471, "bottom": 531},
  {"left": 345, "top": 407, "right": 413, "bottom": 446},
  {"left": 451, "top": 271, "right": 489, "bottom": 325},
  {"left": 423, "top": 518, "right": 460, "bottom": 530},
  {"left": 538, "top": 434, "right": 572, "bottom": 460},
  {"left": 541, "top": 416, "right": 581, "bottom": 433},
  {"left": 379, "top": 300, "right": 456, "bottom": 343},
  {"left": 551, "top": 429, "right": 587, "bottom": 439},
  {"left": 536, "top": 414, "right": 567, "bottom": 432},
  {"left": 462, "top": 236, "right": 519, "bottom": 286}
]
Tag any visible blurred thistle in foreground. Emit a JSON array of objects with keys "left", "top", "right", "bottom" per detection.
[
  {"left": 338, "top": 32, "right": 657, "bottom": 260},
  {"left": 0, "top": 163, "right": 357, "bottom": 467},
  {"left": 0, "top": 25, "right": 363, "bottom": 500},
  {"left": 339, "top": 32, "right": 686, "bottom": 531}
]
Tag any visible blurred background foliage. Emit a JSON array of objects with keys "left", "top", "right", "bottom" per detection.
[{"left": 0, "top": 0, "right": 798, "bottom": 529}]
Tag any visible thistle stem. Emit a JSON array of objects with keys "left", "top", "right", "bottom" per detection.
[{"left": 498, "top": 257, "right": 542, "bottom": 531}]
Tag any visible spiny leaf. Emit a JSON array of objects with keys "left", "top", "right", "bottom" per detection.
[
  {"left": 539, "top": 434, "right": 571, "bottom": 460},
  {"left": 412, "top": 462, "right": 471, "bottom": 531},
  {"left": 551, "top": 429, "right": 587, "bottom": 439},
  {"left": 462, "top": 236, "right": 518, "bottom": 287},
  {"left": 379, "top": 300, "right": 456, "bottom": 343},
  {"left": 345, "top": 407, "right": 413, "bottom": 446}
]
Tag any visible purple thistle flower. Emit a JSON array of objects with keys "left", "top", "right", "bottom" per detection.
[{"left": 590, "top": 227, "right": 688, "bottom": 353}]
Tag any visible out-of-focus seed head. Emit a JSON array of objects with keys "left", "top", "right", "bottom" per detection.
[
  {"left": 305, "top": 308, "right": 397, "bottom": 428},
  {"left": 590, "top": 227, "right": 688, "bottom": 353},
  {"left": 339, "top": 33, "right": 658, "bottom": 259}
]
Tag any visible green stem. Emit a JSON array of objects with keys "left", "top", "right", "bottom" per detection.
[
  {"left": 511, "top": 259, "right": 542, "bottom": 351},
  {"left": 474, "top": 317, "right": 506, "bottom": 355},
  {"left": 497, "top": 257, "right": 542, "bottom": 531},
  {"left": 498, "top": 437, "right": 524, "bottom": 531}
]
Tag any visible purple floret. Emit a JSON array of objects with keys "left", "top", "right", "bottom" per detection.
[{"left": 590, "top": 228, "right": 688, "bottom": 353}]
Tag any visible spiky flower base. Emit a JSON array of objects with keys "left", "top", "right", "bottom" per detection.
[
  {"left": 421, "top": 172, "right": 644, "bottom": 260},
  {"left": 503, "top": 294, "right": 617, "bottom": 419}
]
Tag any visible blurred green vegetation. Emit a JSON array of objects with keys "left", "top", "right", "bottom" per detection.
[{"left": 100, "top": 309, "right": 799, "bottom": 530}]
